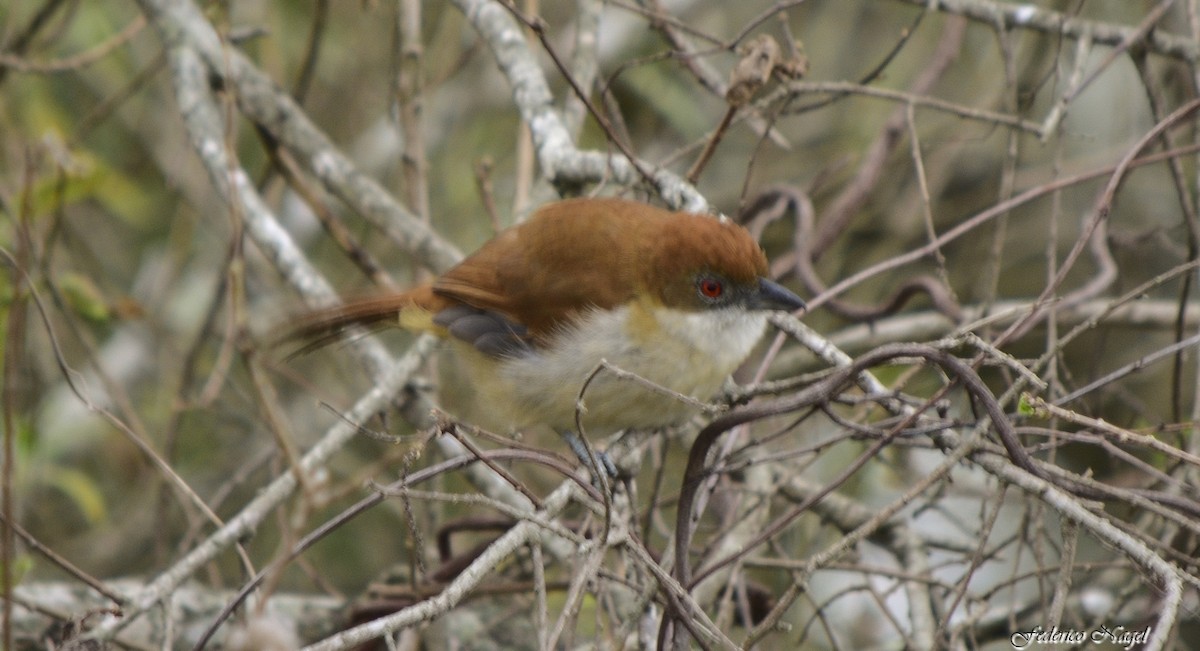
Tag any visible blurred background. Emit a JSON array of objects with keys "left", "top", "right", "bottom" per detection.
[{"left": 2, "top": 0, "right": 1199, "bottom": 648}]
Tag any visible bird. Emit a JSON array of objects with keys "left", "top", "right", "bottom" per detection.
[{"left": 288, "top": 197, "right": 806, "bottom": 475}]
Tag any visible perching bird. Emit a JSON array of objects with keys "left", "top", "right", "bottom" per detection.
[{"left": 289, "top": 197, "right": 806, "bottom": 474}]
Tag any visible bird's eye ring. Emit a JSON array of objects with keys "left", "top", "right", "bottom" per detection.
[{"left": 699, "top": 278, "right": 724, "bottom": 299}]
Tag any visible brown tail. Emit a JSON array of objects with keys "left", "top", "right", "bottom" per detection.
[{"left": 279, "top": 285, "right": 442, "bottom": 359}]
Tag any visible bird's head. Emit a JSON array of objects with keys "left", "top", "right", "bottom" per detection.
[{"left": 638, "top": 211, "right": 807, "bottom": 315}]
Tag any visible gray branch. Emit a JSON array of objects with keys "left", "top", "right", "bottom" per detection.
[
  {"left": 892, "top": 0, "right": 1199, "bottom": 61},
  {"left": 451, "top": 0, "right": 709, "bottom": 213}
]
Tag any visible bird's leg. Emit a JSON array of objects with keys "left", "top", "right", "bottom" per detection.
[{"left": 558, "top": 429, "right": 618, "bottom": 479}]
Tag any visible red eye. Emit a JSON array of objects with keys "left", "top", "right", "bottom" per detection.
[{"left": 699, "top": 278, "right": 724, "bottom": 299}]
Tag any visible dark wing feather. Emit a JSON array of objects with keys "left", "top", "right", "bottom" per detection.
[{"left": 432, "top": 305, "right": 533, "bottom": 357}]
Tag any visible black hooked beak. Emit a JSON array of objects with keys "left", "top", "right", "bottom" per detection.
[{"left": 750, "top": 277, "right": 806, "bottom": 313}]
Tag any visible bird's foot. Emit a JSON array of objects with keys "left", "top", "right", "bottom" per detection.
[{"left": 559, "top": 430, "right": 618, "bottom": 480}]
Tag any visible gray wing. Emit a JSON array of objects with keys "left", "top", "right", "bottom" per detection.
[{"left": 432, "top": 305, "right": 535, "bottom": 358}]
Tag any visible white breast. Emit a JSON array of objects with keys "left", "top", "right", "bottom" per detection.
[{"left": 462, "top": 302, "right": 768, "bottom": 435}]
